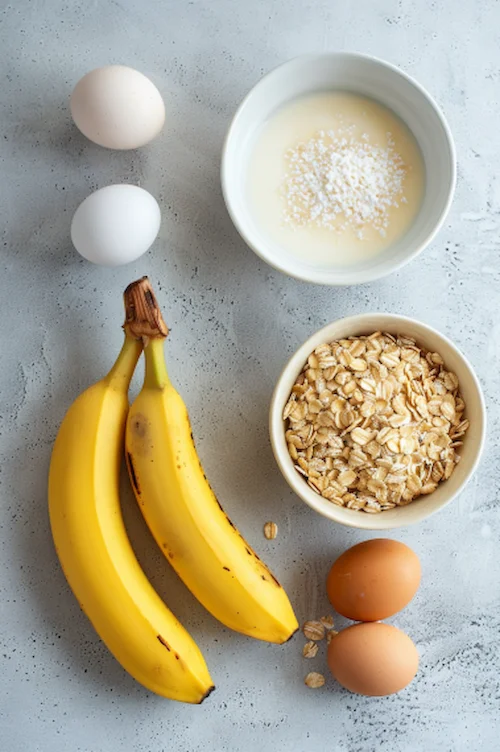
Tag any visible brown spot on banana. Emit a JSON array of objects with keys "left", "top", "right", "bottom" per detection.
[
  {"left": 200, "top": 685, "right": 216, "bottom": 703},
  {"left": 156, "top": 635, "right": 171, "bottom": 651},
  {"left": 161, "top": 543, "right": 174, "bottom": 560},
  {"left": 126, "top": 452, "right": 141, "bottom": 495},
  {"left": 268, "top": 571, "right": 282, "bottom": 588},
  {"left": 131, "top": 413, "right": 149, "bottom": 438}
]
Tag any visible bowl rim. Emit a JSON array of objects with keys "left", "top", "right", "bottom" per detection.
[
  {"left": 269, "top": 313, "right": 487, "bottom": 529},
  {"left": 221, "top": 51, "right": 457, "bottom": 286}
]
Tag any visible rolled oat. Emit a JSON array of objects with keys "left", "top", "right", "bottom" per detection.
[
  {"left": 283, "top": 333, "right": 469, "bottom": 514},
  {"left": 304, "top": 671, "right": 326, "bottom": 688}
]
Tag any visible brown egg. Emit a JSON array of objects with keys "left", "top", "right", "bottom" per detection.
[
  {"left": 326, "top": 538, "right": 421, "bottom": 621},
  {"left": 328, "top": 622, "right": 418, "bottom": 696}
]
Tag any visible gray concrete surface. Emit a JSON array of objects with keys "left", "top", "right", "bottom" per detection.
[{"left": 1, "top": 1, "right": 499, "bottom": 751}]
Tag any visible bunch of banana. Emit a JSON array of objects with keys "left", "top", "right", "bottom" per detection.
[
  {"left": 48, "top": 277, "right": 297, "bottom": 703},
  {"left": 124, "top": 278, "right": 298, "bottom": 644},
  {"left": 48, "top": 329, "right": 214, "bottom": 703}
]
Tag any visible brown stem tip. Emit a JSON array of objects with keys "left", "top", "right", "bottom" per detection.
[{"left": 123, "top": 276, "right": 169, "bottom": 343}]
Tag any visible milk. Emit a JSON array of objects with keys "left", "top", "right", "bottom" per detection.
[{"left": 246, "top": 92, "right": 425, "bottom": 269}]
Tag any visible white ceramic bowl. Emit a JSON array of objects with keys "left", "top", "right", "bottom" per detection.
[
  {"left": 222, "top": 53, "right": 456, "bottom": 285},
  {"left": 269, "top": 314, "right": 486, "bottom": 529}
]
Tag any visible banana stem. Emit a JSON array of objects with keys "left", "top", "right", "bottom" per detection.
[
  {"left": 105, "top": 335, "right": 143, "bottom": 389},
  {"left": 123, "top": 276, "right": 171, "bottom": 390},
  {"left": 123, "top": 276, "right": 169, "bottom": 344},
  {"left": 144, "top": 337, "right": 170, "bottom": 390}
]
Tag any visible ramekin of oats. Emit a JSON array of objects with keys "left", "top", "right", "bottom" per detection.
[{"left": 270, "top": 314, "right": 486, "bottom": 530}]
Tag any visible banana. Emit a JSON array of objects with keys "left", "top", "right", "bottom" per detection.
[
  {"left": 48, "top": 332, "right": 215, "bottom": 703},
  {"left": 124, "top": 278, "right": 298, "bottom": 644}
]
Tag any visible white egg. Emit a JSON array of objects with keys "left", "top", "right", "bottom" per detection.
[
  {"left": 70, "top": 65, "right": 165, "bottom": 150},
  {"left": 71, "top": 185, "right": 161, "bottom": 266}
]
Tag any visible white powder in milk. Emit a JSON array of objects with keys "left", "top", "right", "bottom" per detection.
[{"left": 282, "top": 124, "right": 408, "bottom": 239}]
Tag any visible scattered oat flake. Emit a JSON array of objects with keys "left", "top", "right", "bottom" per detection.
[
  {"left": 302, "top": 620, "right": 325, "bottom": 641},
  {"left": 320, "top": 615, "right": 335, "bottom": 629},
  {"left": 302, "top": 641, "right": 319, "bottom": 659},
  {"left": 326, "top": 630, "right": 339, "bottom": 645},
  {"left": 263, "top": 521, "right": 278, "bottom": 540},
  {"left": 305, "top": 671, "right": 326, "bottom": 688}
]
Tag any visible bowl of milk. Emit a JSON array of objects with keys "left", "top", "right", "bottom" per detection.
[{"left": 221, "top": 53, "right": 456, "bottom": 285}]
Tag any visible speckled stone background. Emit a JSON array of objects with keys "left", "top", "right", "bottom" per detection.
[{"left": 1, "top": 1, "right": 499, "bottom": 750}]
